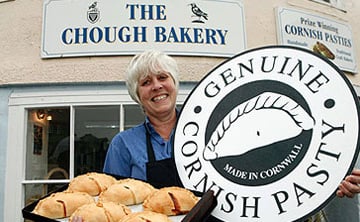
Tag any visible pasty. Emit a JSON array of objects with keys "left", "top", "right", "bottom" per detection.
[
  {"left": 32, "top": 191, "right": 95, "bottom": 219},
  {"left": 118, "top": 211, "right": 172, "bottom": 222},
  {"left": 203, "top": 91, "right": 315, "bottom": 160},
  {"left": 67, "top": 172, "right": 116, "bottom": 196},
  {"left": 313, "top": 41, "right": 335, "bottom": 60},
  {"left": 143, "top": 186, "right": 198, "bottom": 216},
  {"left": 98, "top": 178, "right": 155, "bottom": 205},
  {"left": 69, "top": 202, "right": 132, "bottom": 222}
]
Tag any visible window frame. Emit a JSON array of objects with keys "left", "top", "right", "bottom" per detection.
[{"left": 4, "top": 83, "right": 193, "bottom": 221}]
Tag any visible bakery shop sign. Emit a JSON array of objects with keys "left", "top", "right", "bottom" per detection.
[
  {"left": 174, "top": 45, "right": 360, "bottom": 221},
  {"left": 276, "top": 7, "right": 357, "bottom": 74}
]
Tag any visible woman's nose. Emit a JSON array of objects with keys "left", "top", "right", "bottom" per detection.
[{"left": 152, "top": 79, "right": 163, "bottom": 90}]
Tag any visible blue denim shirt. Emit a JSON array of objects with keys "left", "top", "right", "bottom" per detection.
[{"left": 103, "top": 117, "right": 174, "bottom": 180}]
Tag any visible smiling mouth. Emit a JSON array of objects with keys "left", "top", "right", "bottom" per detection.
[{"left": 152, "top": 94, "right": 168, "bottom": 102}]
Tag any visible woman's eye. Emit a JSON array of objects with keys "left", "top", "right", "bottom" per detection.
[
  {"left": 159, "top": 75, "right": 168, "bottom": 80},
  {"left": 141, "top": 79, "right": 150, "bottom": 86}
]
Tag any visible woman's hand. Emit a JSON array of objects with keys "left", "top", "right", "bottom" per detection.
[{"left": 337, "top": 168, "right": 360, "bottom": 198}]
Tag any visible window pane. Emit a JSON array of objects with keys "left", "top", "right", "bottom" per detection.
[
  {"left": 74, "top": 106, "right": 120, "bottom": 176},
  {"left": 124, "top": 105, "right": 145, "bottom": 129},
  {"left": 25, "top": 108, "right": 70, "bottom": 180},
  {"left": 122, "top": 104, "right": 181, "bottom": 129},
  {"left": 24, "top": 183, "right": 67, "bottom": 207}
]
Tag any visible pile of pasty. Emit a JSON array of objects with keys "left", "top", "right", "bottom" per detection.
[{"left": 32, "top": 172, "right": 199, "bottom": 221}]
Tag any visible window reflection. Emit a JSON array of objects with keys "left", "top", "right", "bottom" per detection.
[
  {"left": 26, "top": 108, "right": 70, "bottom": 181},
  {"left": 124, "top": 104, "right": 145, "bottom": 129},
  {"left": 47, "top": 108, "right": 71, "bottom": 178},
  {"left": 74, "top": 106, "right": 120, "bottom": 175}
]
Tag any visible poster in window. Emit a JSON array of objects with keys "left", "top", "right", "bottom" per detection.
[{"left": 33, "top": 125, "right": 43, "bottom": 155}]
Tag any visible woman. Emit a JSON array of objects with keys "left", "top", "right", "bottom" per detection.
[{"left": 103, "top": 50, "right": 182, "bottom": 187}]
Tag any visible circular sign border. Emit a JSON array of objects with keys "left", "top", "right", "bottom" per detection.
[{"left": 173, "top": 45, "right": 360, "bottom": 221}]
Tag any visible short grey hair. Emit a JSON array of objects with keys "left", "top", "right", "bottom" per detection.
[{"left": 126, "top": 50, "right": 179, "bottom": 104}]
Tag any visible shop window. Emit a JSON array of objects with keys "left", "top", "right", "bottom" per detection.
[
  {"left": 24, "top": 104, "right": 148, "bottom": 207},
  {"left": 25, "top": 107, "right": 70, "bottom": 205}
]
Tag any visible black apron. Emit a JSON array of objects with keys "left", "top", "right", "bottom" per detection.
[
  {"left": 144, "top": 124, "right": 219, "bottom": 222},
  {"left": 145, "top": 124, "right": 183, "bottom": 188}
]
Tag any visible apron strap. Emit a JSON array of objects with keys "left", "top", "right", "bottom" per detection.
[
  {"left": 144, "top": 122, "right": 183, "bottom": 188},
  {"left": 145, "top": 123, "right": 156, "bottom": 162}
]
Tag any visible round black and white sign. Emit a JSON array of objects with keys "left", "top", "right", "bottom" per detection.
[{"left": 174, "top": 46, "right": 360, "bottom": 221}]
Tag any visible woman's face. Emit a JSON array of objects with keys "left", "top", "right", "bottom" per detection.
[{"left": 137, "top": 71, "right": 177, "bottom": 119}]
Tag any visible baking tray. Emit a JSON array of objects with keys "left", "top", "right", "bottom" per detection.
[
  {"left": 22, "top": 184, "right": 68, "bottom": 222},
  {"left": 22, "top": 176, "right": 218, "bottom": 222}
]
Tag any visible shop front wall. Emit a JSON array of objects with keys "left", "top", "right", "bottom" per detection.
[{"left": 1, "top": 0, "right": 359, "bottom": 85}]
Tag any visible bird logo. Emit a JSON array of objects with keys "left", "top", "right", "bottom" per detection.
[
  {"left": 189, "top": 3, "right": 208, "bottom": 23},
  {"left": 87, "top": 1, "right": 100, "bottom": 24}
]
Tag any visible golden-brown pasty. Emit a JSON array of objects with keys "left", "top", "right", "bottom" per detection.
[
  {"left": 313, "top": 41, "right": 335, "bottom": 60},
  {"left": 32, "top": 191, "right": 95, "bottom": 219},
  {"left": 118, "top": 211, "right": 172, "bottom": 222},
  {"left": 98, "top": 178, "right": 155, "bottom": 205},
  {"left": 69, "top": 202, "right": 132, "bottom": 222},
  {"left": 143, "top": 186, "right": 198, "bottom": 216},
  {"left": 67, "top": 172, "right": 116, "bottom": 196}
]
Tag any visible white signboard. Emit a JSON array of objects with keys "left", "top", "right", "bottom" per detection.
[
  {"left": 276, "top": 7, "right": 357, "bottom": 74},
  {"left": 41, "top": 0, "right": 246, "bottom": 58},
  {"left": 174, "top": 46, "right": 360, "bottom": 221}
]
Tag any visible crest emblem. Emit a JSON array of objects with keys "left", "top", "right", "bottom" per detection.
[{"left": 87, "top": 1, "right": 100, "bottom": 24}]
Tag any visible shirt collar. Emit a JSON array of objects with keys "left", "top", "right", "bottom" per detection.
[{"left": 144, "top": 108, "right": 179, "bottom": 138}]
